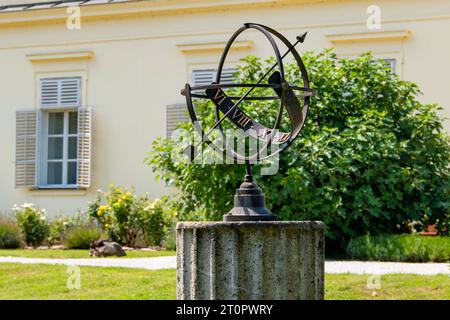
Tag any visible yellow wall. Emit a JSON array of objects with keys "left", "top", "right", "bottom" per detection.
[{"left": 0, "top": 0, "right": 449, "bottom": 216}]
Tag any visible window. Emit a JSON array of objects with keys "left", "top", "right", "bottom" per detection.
[
  {"left": 43, "top": 111, "right": 78, "bottom": 186},
  {"left": 15, "top": 76, "right": 92, "bottom": 189}
]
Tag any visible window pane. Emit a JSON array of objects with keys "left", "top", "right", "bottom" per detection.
[
  {"left": 47, "top": 162, "right": 62, "bottom": 184},
  {"left": 48, "top": 113, "right": 64, "bottom": 134},
  {"left": 48, "top": 137, "right": 63, "bottom": 159},
  {"left": 68, "top": 137, "right": 78, "bottom": 160},
  {"left": 69, "top": 112, "right": 78, "bottom": 134},
  {"left": 68, "top": 162, "right": 77, "bottom": 185}
]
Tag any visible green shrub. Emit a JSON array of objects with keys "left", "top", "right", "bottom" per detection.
[
  {"left": 146, "top": 50, "right": 450, "bottom": 243},
  {"left": 14, "top": 204, "right": 49, "bottom": 246},
  {"left": 64, "top": 226, "right": 102, "bottom": 249},
  {"left": 346, "top": 234, "right": 450, "bottom": 262},
  {"left": 47, "top": 211, "right": 98, "bottom": 246},
  {"left": 0, "top": 221, "right": 22, "bottom": 249},
  {"left": 88, "top": 185, "right": 172, "bottom": 247},
  {"left": 47, "top": 216, "right": 68, "bottom": 246},
  {"left": 88, "top": 185, "right": 141, "bottom": 246},
  {"left": 139, "top": 199, "right": 172, "bottom": 247}
]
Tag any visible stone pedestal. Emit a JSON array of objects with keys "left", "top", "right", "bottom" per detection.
[{"left": 176, "top": 221, "right": 324, "bottom": 300}]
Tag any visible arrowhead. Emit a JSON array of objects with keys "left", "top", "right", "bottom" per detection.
[{"left": 297, "top": 32, "right": 308, "bottom": 43}]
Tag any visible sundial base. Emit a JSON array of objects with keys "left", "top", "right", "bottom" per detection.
[
  {"left": 223, "top": 174, "right": 277, "bottom": 222},
  {"left": 176, "top": 221, "right": 325, "bottom": 300}
]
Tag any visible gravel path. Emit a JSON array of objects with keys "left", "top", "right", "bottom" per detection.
[
  {"left": 0, "top": 256, "right": 176, "bottom": 270},
  {"left": 0, "top": 257, "right": 448, "bottom": 275},
  {"left": 325, "top": 261, "right": 449, "bottom": 275}
]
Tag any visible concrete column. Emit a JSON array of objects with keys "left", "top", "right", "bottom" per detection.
[{"left": 177, "top": 221, "right": 324, "bottom": 300}]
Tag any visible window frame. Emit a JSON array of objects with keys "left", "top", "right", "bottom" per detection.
[
  {"left": 39, "top": 110, "right": 79, "bottom": 189},
  {"left": 36, "top": 75, "right": 83, "bottom": 189}
]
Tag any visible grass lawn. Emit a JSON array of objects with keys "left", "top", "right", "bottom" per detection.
[
  {"left": 0, "top": 263, "right": 175, "bottom": 299},
  {"left": 325, "top": 273, "right": 450, "bottom": 300},
  {"left": 0, "top": 249, "right": 176, "bottom": 259},
  {"left": 0, "top": 263, "right": 449, "bottom": 300}
]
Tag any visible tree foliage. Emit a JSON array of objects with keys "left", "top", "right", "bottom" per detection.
[{"left": 146, "top": 50, "right": 450, "bottom": 241}]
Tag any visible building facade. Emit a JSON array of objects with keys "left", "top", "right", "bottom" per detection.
[{"left": 0, "top": 0, "right": 449, "bottom": 217}]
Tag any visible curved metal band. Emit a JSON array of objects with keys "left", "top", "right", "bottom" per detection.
[
  {"left": 188, "top": 93, "right": 313, "bottom": 100},
  {"left": 185, "top": 83, "right": 316, "bottom": 93},
  {"left": 212, "top": 23, "right": 287, "bottom": 161},
  {"left": 215, "top": 23, "right": 285, "bottom": 84},
  {"left": 183, "top": 23, "right": 313, "bottom": 163}
]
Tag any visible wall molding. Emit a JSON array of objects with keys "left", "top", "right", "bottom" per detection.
[
  {"left": 177, "top": 39, "right": 252, "bottom": 53},
  {"left": 326, "top": 30, "right": 411, "bottom": 43},
  {"left": 26, "top": 50, "right": 94, "bottom": 62}
]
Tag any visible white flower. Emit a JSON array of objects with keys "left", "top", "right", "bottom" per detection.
[{"left": 22, "top": 203, "right": 34, "bottom": 209}]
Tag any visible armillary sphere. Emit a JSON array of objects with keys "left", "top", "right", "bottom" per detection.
[{"left": 180, "top": 23, "right": 316, "bottom": 221}]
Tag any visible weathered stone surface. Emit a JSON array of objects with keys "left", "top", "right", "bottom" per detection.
[{"left": 177, "top": 221, "right": 324, "bottom": 300}]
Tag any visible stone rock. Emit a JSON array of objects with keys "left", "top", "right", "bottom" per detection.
[
  {"left": 177, "top": 221, "right": 324, "bottom": 300},
  {"left": 90, "top": 239, "right": 126, "bottom": 257}
]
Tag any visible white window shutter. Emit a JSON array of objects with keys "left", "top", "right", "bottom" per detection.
[
  {"left": 220, "top": 68, "right": 238, "bottom": 84},
  {"left": 40, "top": 77, "right": 81, "bottom": 108},
  {"left": 40, "top": 79, "right": 59, "bottom": 107},
  {"left": 15, "top": 110, "right": 38, "bottom": 188},
  {"left": 60, "top": 78, "right": 81, "bottom": 107},
  {"left": 77, "top": 107, "right": 92, "bottom": 188},
  {"left": 166, "top": 104, "right": 189, "bottom": 138},
  {"left": 192, "top": 68, "right": 238, "bottom": 86},
  {"left": 192, "top": 69, "right": 215, "bottom": 86}
]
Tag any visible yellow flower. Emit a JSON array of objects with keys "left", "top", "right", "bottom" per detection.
[{"left": 97, "top": 205, "right": 108, "bottom": 216}]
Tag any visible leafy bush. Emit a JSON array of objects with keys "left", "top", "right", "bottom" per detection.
[
  {"left": 146, "top": 50, "right": 450, "bottom": 243},
  {"left": 139, "top": 199, "right": 172, "bottom": 247},
  {"left": 88, "top": 185, "right": 141, "bottom": 246},
  {"left": 64, "top": 226, "right": 102, "bottom": 249},
  {"left": 47, "top": 216, "right": 68, "bottom": 246},
  {"left": 346, "top": 234, "right": 450, "bottom": 262},
  {"left": 88, "top": 185, "right": 172, "bottom": 246},
  {"left": 14, "top": 204, "right": 49, "bottom": 246},
  {"left": 47, "top": 211, "right": 98, "bottom": 246},
  {"left": 0, "top": 219, "right": 22, "bottom": 249}
]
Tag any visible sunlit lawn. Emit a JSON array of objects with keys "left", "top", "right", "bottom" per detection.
[
  {"left": 0, "top": 263, "right": 449, "bottom": 300},
  {"left": 0, "top": 249, "right": 176, "bottom": 259},
  {"left": 0, "top": 263, "right": 175, "bottom": 300},
  {"left": 325, "top": 273, "right": 450, "bottom": 300}
]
